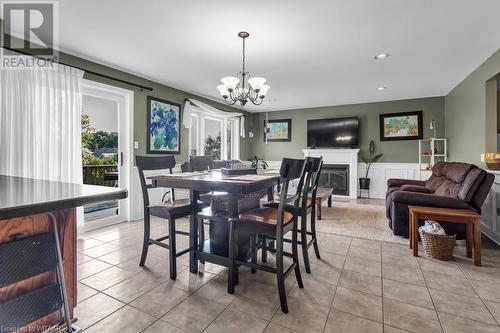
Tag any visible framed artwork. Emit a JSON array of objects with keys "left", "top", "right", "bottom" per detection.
[
  {"left": 264, "top": 119, "right": 292, "bottom": 142},
  {"left": 379, "top": 111, "right": 423, "bottom": 141},
  {"left": 147, "top": 96, "right": 181, "bottom": 154}
]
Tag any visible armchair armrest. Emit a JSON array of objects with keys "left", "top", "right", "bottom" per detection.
[
  {"left": 387, "top": 178, "right": 426, "bottom": 188},
  {"left": 400, "top": 185, "right": 431, "bottom": 193},
  {"left": 391, "top": 191, "right": 469, "bottom": 210}
]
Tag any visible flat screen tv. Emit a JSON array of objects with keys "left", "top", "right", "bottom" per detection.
[{"left": 307, "top": 117, "right": 359, "bottom": 148}]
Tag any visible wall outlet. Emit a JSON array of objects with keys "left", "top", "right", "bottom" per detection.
[{"left": 134, "top": 141, "right": 139, "bottom": 149}]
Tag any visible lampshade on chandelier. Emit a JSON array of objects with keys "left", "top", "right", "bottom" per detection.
[{"left": 217, "top": 32, "right": 270, "bottom": 107}]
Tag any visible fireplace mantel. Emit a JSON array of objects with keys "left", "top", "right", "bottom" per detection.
[{"left": 303, "top": 148, "right": 360, "bottom": 198}]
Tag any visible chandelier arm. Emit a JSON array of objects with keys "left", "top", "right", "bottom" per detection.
[
  {"left": 225, "top": 92, "right": 238, "bottom": 105},
  {"left": 250, "top": 95, "right": 264, "bottom": 105},
  {"left": 229, "top": 89, "right": 238, "bottom": 102}
]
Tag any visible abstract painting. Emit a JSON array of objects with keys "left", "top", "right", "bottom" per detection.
[
  {"left": 379, "top": 111, "right": 423, "bottom": 141},
  {"left": 147, "top": 96, "right": 181, "bottom": 153},
  {"left": 264, "top": 119, "right": 292, "bottom": 142}
]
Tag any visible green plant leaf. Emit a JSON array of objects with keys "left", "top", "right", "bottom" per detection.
[
  {"left": 369, "top": 140, "right": 375, "bottom": 154},
  {"left": 372, "top": 153, "right": 383, "bottom": 162}
]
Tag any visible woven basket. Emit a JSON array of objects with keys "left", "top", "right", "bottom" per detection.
[{"left": 418, "top": 231, "right": 456, "bottom": 260}]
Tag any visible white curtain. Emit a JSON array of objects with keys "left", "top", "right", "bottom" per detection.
[
  {"left": 183, "top": 98, "right": 246, "bottom": 138},
  {"left": 0, "top": 64, "right": 85, "bottom": 183}
]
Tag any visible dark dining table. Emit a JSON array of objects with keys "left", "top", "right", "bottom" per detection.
[{"left": 148, "top": 170, "right": 280, "bottom": 273}]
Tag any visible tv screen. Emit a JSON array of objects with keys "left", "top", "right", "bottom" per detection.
[{"left": 307, "top": 117, "right": 359, "bottom": 148}]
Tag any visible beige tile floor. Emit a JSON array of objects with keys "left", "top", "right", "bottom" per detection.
[{"left": 75, "top": 199, "right": 500, "bottom": 333}]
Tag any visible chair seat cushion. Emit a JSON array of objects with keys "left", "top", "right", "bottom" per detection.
[{"left": 238, "top": 207, "right": 293, "bottom": 225}]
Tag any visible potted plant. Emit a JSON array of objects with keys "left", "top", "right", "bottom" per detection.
[
  {"left": 250, "top": 155, "right": 268, "bottom": 171},
  {"left": 359, "top": 140, "right": 383, "bottom": 190}
]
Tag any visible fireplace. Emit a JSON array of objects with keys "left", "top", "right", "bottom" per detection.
[
  {"left": 318, "top": 164, "right": 349, "bottom": 196},
  {"left": 303, "top": 148, "right": 359, "bottom": 198}
]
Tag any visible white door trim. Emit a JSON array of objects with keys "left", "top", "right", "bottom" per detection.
[{"left": 81, "top": 79, "right": 134, "bottom": 232}]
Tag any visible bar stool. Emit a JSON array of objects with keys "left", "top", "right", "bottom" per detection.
[
  {"left": 136, "top": 155, "right": 207, "bottom": 280},
  {"left": 227, "top": 158, "right": 307, "bottom": 313},
  {"left": 263, "top": 156, "right": 323, "bottom": 273}
]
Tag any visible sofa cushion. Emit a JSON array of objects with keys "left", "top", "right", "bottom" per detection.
[
  {"left": 445, "top": 162, "right": 475, "bottom": 183},
  {"left": 434, "top": 179, "right": 460, "bottom": 197},
  {"left": 431, "top": 161, "right": 447, "bottom": 177},
  {"left": 400, "top": 185, "right": 431, "bottom": 193},
  {"left": 425, "top": 175, "right": 446, "bottom": 193},
  {"left": 458, "top": 168, "right": 486, "bottom": 202}
]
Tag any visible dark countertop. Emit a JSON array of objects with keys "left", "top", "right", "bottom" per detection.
[{"left": 0, "top": 175, "right": 128, "bottom": 220}]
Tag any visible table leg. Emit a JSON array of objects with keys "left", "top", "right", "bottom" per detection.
[
  {"left": 267, "top": 186, "right": 274, "bottom": 202},
  {"left": 474, "top": 218, "right": 481, "bottom": 266},
  {"left": 328, "top": 195, "right": 332, "bottom": 207},
  {"left": 412, "top": 212, "right": 419, "bottom": 256},
  {"left": 466, "top": 224, "right": 473, "bottom": 258},
  {"left": 409, "top": 211, "right": 413, "bottom": 250},
  {"left": 317, "top": 204, "right": 322, "bottom": 220},
  {"left": 189, "top": 190, "right": 199, "bottom": 273}
]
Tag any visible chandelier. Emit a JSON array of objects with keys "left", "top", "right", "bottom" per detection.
[{"left": 217, "top": 32, "right": 270, "bottom": 107}]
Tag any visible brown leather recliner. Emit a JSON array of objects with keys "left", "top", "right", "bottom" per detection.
[{"left": 386, "top": 161, "right": 494, "bottom": 238}]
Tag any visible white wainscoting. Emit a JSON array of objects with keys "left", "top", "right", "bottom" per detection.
[
  {"left": 265, "top": 161, "right": 431, "bottom": 200},
  {"left": 358, "top": 163, "right": 431, "bottom": 198}
]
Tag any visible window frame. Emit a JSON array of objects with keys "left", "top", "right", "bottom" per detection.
[{"left": 188, "top": 107, "right": 240, "bottom": 160}]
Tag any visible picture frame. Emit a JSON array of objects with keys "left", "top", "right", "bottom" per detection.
[
  {"left": 264, "top": 119, "right": 292, "bottom": 142},
  {"left": 147, "top": 96, "right": 181, "bottom": 154},
  {"left": 379, "top": 111, "right": 423, "bottom": 141}
]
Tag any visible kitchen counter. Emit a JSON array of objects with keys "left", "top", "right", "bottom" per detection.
[
  {"left": 0, "top": 175, "right": 127, "bottom": 219},
  {"left": 0, "top": 175, "right": 127, "bottom": 331}
]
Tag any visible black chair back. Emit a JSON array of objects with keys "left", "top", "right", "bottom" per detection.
[
  {"left": 277, "top": 158, "right": 307, "bottom": 233},
  {"left": 300, "top": 157, "right": 323, "bottom": 208},
  {"left": 190, "top": 155, "right": 214, "bottom": 171},
  {"left": 136, "top": 155, "right": 176, "bottom": 207}
]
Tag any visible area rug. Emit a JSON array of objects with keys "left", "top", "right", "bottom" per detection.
[{"left": 316, "top": 199, "right": 409, "bottom": 245}]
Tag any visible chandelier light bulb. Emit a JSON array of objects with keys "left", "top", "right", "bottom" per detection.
[
  {"left": 221, "top": 76, "right": 239, "bottom": 91},
  {"left": 216, "top": 32, "right": 270, "bottom": 106},
  {"left": 248, "top": 77, "right": 266, "bottom": 91},
  {"left": 217, "top": 84, "right": 229, "bottom": 98},
  {"left": 259, "top": 84, "right": 270, "bottom": 97}
]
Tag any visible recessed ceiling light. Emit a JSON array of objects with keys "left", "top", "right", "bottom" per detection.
[
  {"left": 376, "top": 86, "right": 387, "bottom": 91},
  {"left": 374, "top": 53, "right": 390, "bottom": 60}
]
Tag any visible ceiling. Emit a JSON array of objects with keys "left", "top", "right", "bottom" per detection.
[{"left": 56, "top": 0, "right": 500, "bottom": 112}]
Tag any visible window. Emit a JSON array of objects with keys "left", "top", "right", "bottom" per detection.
[{"left": 188, "top": 108, "right": 239, "bottom": 160}]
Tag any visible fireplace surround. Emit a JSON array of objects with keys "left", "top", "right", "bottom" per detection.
[{"left": 303, "top": 148, "right": 360, "bottom": 198}]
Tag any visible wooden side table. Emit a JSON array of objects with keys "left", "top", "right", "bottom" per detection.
[{"left": 408, "top": 205, "right": 481, "bottom": 266}]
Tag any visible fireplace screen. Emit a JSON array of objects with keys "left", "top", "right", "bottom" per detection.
[{"left": 318, "top": 164, "right": 349, "bottom": 196}]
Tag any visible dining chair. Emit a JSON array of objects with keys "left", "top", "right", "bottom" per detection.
[
  {"left": 261, "top": 157, "right": 323, "bottom": 273},
  {"left": 294, "top": 156, "right": 323, "bottom": 273},
  {"left": 227, "top": 158, "right": 307, "bottom": 313},
  {"left": 136, "top": 155, "right": 206, "bottom": 280}
]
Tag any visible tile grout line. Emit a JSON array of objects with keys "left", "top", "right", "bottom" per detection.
[
  {"left": 321, "top": 237, "right": 351, "bottom": 333},
  {"left": 417, "top": 257, "right": 446, "bottom": 332},
  {"left": 456, "top": 262, "right": 500, "bottom": 327}
]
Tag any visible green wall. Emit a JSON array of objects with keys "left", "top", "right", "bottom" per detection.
[
  {"left": 2, "top": 30, "right": 250, "bottom": 163},
  {"left": 445, "top": 48, "right": 500, "bottom": 166},
  {"left": 58, "top": 53, "right": 251, "bottom": 162},
  {"left": 249, "top": 97, "right": 445, "bottom": 162}
]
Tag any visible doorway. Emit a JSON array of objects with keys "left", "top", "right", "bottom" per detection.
[{"left": 81, "top": 80, "right": 133, "bottom": 231}]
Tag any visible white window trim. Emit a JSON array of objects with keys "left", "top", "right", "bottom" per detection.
[{"left": 188, "top": 107, "right": 240, "bottom": 160}]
